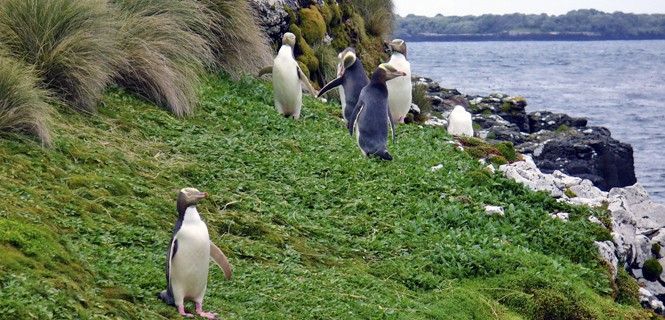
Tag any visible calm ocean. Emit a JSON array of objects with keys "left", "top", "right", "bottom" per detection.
[{"left": 409, "top": 40, "right": 665, "bottom": 201}]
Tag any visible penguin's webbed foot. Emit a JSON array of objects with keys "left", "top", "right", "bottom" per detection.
[
  {"left": 196, "top": 303, "right": 219, "bottom": 319},
  {"left": 177, "top": 305, "right": 194, "bottom": 318}
]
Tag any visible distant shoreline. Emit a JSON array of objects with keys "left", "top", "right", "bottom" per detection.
[{"left": 399, "top": 34, "right": 665, "bottom": 42}]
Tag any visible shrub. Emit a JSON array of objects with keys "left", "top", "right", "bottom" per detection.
[
  {"left": 204, "top": 0, "right": 273, "bottom": 77},
  {"left": 313, "top": 44, "right": 338, "bottom": 85},
  {"left": 496, "top": 141, "right": 518, "bottom": 162},
  {"left": 412, "top": 83, "right": 432, "bottom": 115},
  {"left": 0, "top": 55, "right": 52, "bottom": 146},
  {"left": 353, "top": 0, "right": 395, "bottom": 37},
  {"left": 652, "top": 243, "right": 662, "bottom": 257},
  {"left": 112, "top": 0, "right": 214, "bottom": 117},
  {"left": 299, "top": 6, "right": 326, "bottom": 45},
  {"left": 532, "top": 288, "right": 593, "bottom": 320},
  {"left": 643, "top": 258, "right": 663, "bottom": 281},
  {"left": 0, "top": 0, "right": 120, "bottom": 112}
]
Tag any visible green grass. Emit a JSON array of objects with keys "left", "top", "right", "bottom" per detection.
[{"left": 0, "top": 75, "right": 651, "bottom": 319}]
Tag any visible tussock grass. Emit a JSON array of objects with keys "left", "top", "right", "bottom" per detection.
[
  {"left": 112, "top": 0, "right": 215, "bottom": 117},
  {"left": 0, "top": 75, "right": 653, "bottom": 318},
  {"left": 0, "top": 54, "right": 52, "bottom": 146},
  {"left": 353, "top": 0, "right": 395, "bottom": 37},
  {"left": 204, "top": 0, "right": 273, "bottom": 77},
  {"left": 0, "top": 0, "right": 120, "bottom": 112}
]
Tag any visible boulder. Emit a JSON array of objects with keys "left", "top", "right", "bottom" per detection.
[{"left": 528, "top": 111, "right": 588, "bottom": 133}]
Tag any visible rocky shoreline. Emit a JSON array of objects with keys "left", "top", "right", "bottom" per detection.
[{"left": 415, "top": 76, "right": 665, "bottom": 314}]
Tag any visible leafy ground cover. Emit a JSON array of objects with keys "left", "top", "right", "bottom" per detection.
[{"left": 0, "top": 75, "right": 651, "bottom": 319}]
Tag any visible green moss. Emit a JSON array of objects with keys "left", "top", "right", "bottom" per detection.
[
  {"left": 496, "top": 141, "right": 518, "bottom": 162},
  {"left": 299, "top": 6, "right": 326, "bottom": 45},
  {"left": 501, "top": 102, "right": 512, "bottom": 113},
  {"left": 652, "top": 243, "right": 661, "bottom": 257},
  {"left": 320, "top": 3, "right": 333, "bottom": 26},
  {"left": 330, "top": 24, "right": 351, "bottom": 50},
  {"left": 290, "top": 24, "right": 319, "bottom": 80},
  {"left": 296, "top": 61, "right": 310, "bottom": 79},
  {"left": 643, "top": 259, "right": 663, "bottom": 281},
  {"left": 615, "top": 268, "right": 640, "bottom": 306},
  {"left": 532, "top": 288, "right": 593, "bottom": 320},
  {"left": 490, "top": 155, "right": 509, "bottom": 166},
  {"left": 564, "top": 188, "right": 578, "bottom": 198},
  {"left": 557, "top": 124, "right": 571, "bottom": 133}
]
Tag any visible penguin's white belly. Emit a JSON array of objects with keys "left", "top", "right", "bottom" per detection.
[
  {"left": 172, "top": 223, "right": 210, "bottom": 300},
  {"left": 273, "top": 55, "right": 302, "bottom": 116},
  {"left": 447, "top": 107, "right": 474, "bottom": 137},
  {"left": 386, "top": 56, "right": 412, "bottom": 123},
  {"left": 339, "top": 87, "right": 346, "bottom": 116}
]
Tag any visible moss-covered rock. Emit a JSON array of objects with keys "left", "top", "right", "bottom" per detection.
[
  {"left": 299, "top": 6, "right": 326, "bottom": 44},
  {"left": 290, "top": 24, "right": 319, "bottom": 79},
  {"left": 643, "top": 259, "right": 663, "bottom": 281}
]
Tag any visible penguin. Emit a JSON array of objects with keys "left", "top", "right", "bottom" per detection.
[
  {"left": 258, "top": 32, "right": 317, "bottom": 119},
  {"left": 447, "top": 105, "right": 474, "bottom": 137},
  {"left": 158, "top": 188, "right": 232, "bottom": 319},
  {"left": 317, "top": 47, "right": 369, "bottom": 122},
  {"left": 385, "top": 39, "right": 412, "bottom": 124},
  {"left": 347, "top": 63, "right": 406, "bottom": 160}
]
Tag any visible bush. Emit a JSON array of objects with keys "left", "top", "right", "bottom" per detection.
[
  {"left": 643, "top": 258, "right": 663, "bottom": 281},
  {"left": 204, "top": 0, "right": 273, "bottom": 77},
  {"left": 412, "top": 83, "right": 432, "bottom": 115},
  {"left": 112, "top": 0, "right": 214, "bottom": 117},
  {"left": 353, "top": 0, "right": 395, "bottom": 37},
  {"left": 496, "top": 141, "right": 518, "bottom": 162},
  {"left": 0, "top": 0, "right": 120, "bottom": 112},
  {"left": 0, "top": 55, "right": 52, "bottom": 146},
  {"left": 299, "top": 6, "right": 326, "bottom": 45}
]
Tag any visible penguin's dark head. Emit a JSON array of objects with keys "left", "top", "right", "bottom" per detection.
[
  {"left": 178, "top": 187, "right": 208, "bottom": 207},
  {"left": 376, "top": 63, "right": 406, "bottom": 81},
  {"left": 337, "top": 47, "right": 357, "bottom": 76},
  {"left": 387, "top": 39, "right": 407, "bottom": 57},
  {"left": 282, "top": 32, "right": 296, "bottom": 47}
]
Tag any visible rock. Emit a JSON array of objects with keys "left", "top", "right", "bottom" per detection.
[
  {"left": 595, "top": 241, "right": 618, "bottom": 278},
  {"left": 430, "top": 164, "right": 444, "bottom": 172},
  {"left": 499, "top": 156, "right": 564, "bottom": 198},
  {"left": 424, "top": 116, "right": 447, "bottom": 128},
  {"left": 610, "top": 184, "right": 665, "bottom": 231},
  {"left": 588, "top": 216, "right": 603, "bottom": 225},
  {"left": 485, "top": 205, "right": 505, "bottom": 216},
  {"left": 631, "top": 235, "right": 652, "bottom": 268},
  {"left": 251, "top": 0, "right": 291, "bottom": 43},
  {"left": 532, "top": 127, "right": 637, "bottom": 191},
  {"left": 528, "top": 111, "right": 587, "bottom": 133},
  {"left": 550, "top": 212, "right": 570, "bottom": 222},
  {"left": 638, "top": 287, "right": 665, "bottom": 314}
]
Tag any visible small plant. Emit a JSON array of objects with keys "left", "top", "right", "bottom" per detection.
[
  {"left": 615, "top": 268, "right": 640, "bottom": 306},
  {"left": 557, "top": 124, "right": 571, "bottom": 132},
  {"left": 652, "top": 243, "right": 662, "bottom": 257},
  {"left": 564, "top": 188, "right": 578, "bottom": 198},
  {"left": 0, "top": 55, "right": 52, "bottom": 146},
  {"left": 643, "top": 258, "right": 663, "bottom": 281},
  {"left": 353, "top": 0, "right": 395, "bottom": 37},
  {"left": 496, "top": 141, "right": 518, "bottom": 162}
]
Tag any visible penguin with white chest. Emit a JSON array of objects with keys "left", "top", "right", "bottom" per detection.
[
  {"left": 317, "top": 48, "right": 369, "bottom": 122},
  {"left": 385, "top": 39, "right": 412, "bottom": 124},
  {"left": 348, "top": 63, "right": 406, "bottom": 160},
  {"left": 159, "top": 188, "right": 232, "bottom": 319},
  {"left": 447, "top": 105, "right": 474, "bottom": 137},
  {"left": 259, "top": 33, "right": 317, "bottom": 119}
]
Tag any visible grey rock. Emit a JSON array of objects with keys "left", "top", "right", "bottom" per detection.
[{"left": 595, "top": 241, "right": 618, "bottom": 278}]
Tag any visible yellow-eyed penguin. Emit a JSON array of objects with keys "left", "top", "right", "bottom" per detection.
[
  {"left": 447, "top": 105, "right": 474, "bottom": 136},
  {"left": 386, "top": 39, "right": 412, "bottom": 124},
  {"left": 158, "top": 188, "right": 232, "bottom": 319},
  {"left": 317, "top": 48, "right": 369, "bottom": 122},
  {"left": 259, "top": 33, "right": 317, "bottom": 119},
  {"left": 348, "top": 63, "right": 406, "bottom": 160}
]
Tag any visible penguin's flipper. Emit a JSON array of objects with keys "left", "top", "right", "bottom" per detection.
[
  {"left": 297, "top": 66, "right": 318, "bottom": 96},
  {"left": 210, "top": 242, "right": 233, "bottom": 280},
  {"left": 348, "top": 101, "right": 365, "bottom": 136},
  {"left": 258, "top": 66, "right": 273, "bottom": 77},
  {"left": 167, "top": 238, "right": 178, "bottom": 284},
  {"left": 317, "top": 76, "right": 343, "bottom": 98}
]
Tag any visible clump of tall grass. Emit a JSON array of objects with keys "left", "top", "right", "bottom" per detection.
[
  {"left": 111, "top": 0, "right": 214, "bottom": 117},
  {"left": 353, "top": 0, "right": 395, "bottom": 37},
  {"left": 0, "top": 55, "right": 52, "bottom": 146},
  {"left": 204, "top": 0, "right": 273, "bottom": 77},
  {"left": 0, "top": 0, "right": 120, "bottom": 112}
]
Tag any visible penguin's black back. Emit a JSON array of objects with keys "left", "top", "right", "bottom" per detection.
[
  {"left": 342, "top": 60, "right": 370, "bottom": 121},
  {"left": 355, "top": 82, "right": 390, "bottom": 158}
]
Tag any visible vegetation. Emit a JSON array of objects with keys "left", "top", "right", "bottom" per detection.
[
  {"left": 0, "top": 75, "right": 653, "bottom": 319},
  {"left": 411, "top": 83, "right": 431, "bottom": 123},
  {"left": 615, "top": 268, "right": 641, "bottom": 306},
  {"left": 0, "top": 0, "right": 120, "bottom": 112},
  {"left": 396, "top": 9, "right": 665, "bottom": 39},
  {"left": 353, "top": 0, "right": 395, "bottom": 37},
  {"left": 0, "top": 55, "right": 52, "bottom": 146},
  {"left": 643, "top": 259, "right": 663, "bottom": 282}
]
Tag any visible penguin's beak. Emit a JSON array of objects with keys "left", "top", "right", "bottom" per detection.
[
  {"left": 387, "top": 70, "right": 407, "bottom": 80},
  {"left": 195, "top": 192, "right": 208, "bottom": 200}
]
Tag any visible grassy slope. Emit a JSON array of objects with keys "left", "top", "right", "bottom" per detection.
[{"left": 0, "top": 75, "right": 650, "bottom": 319}]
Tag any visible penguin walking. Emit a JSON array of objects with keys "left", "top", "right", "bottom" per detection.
[
  {"left": 447, "top": 105, "right": 474, "bottom": 137},
  {"left": 317, "top": 48, "right": 369, "bottom": 122},
  {"left": 348, "top": 63, "right": 406, "bottom": 160},
  {"left": 159, "top": 188, "right": 233, "bottom": 319},
  {"left": 259, "top": 33, "right": 317, "bottom": 119},
  {"left": 385, "top": 39, "right": 412, "bottom": 124}
]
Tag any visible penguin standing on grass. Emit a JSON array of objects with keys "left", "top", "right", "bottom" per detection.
[
  {"left": 386, "top": 39, "right": 412, "bottom": 124},
  {"left": 259, "top": 32, "right": 317, "bottom": 119},
  {"left": 158, "top": 188, "right": 232, "bottom": 319},
  {"left": 348, "top": 63, "right": 406, "bottom": 160},
  {"left": 317, "top": 47, "right": 369, "bottom": 122}
]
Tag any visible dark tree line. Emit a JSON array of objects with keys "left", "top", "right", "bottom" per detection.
[{"left": 395, "top": 10, "right": 665, "bottom": 40}]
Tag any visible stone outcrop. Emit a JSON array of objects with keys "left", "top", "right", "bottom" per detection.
[
  {"left": 414, "top": 76, "right": 637, "bottom": 191},
  {"left": 498, "top": 156, "right": 665, "bottom": 314}
]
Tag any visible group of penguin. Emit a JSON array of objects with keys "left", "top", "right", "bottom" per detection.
[{"left": 158, "top": 33, "right": 475, "bottom": 319}]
